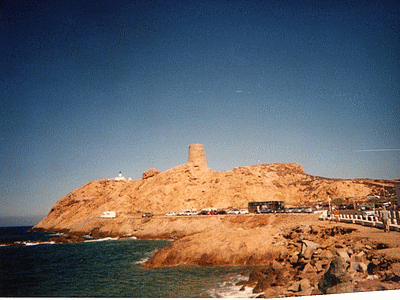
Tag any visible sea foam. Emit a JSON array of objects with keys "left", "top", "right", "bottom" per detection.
[
  {"left": 133, "top": 248, "right": 159, "bottom": 265},
  {"left": 207, "top": 274, "right": 262, "bottom": 298},
  {"left": 84, "top": 237, "right": 119, "bottom": 243}
]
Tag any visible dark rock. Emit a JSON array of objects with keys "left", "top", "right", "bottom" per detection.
[
  {"left": 382, "top": 271, "right": 400, "bottom": 283},
  {"left": 248, "top": 270, "right": 267, "bottom": 284},
  {"left": 270, "top": 259, "right": 284, "bottom": 271},
  {"left": 367, "top": 258, "right": 391, "bottom": 275},
  {"left": 49, "top": 235, "right": 85, "bottom": 243},
  {"left": 376, "top": 243, "right": 389, "bottom": 250},
  {"left": 325, "top": 282, "right": 354, "bottom": 294},
  {"left": 318, "top": 257, "right": 350, "bottom": 293},
  {"left": 253, "top": 277, "right": 274, "bottom": 293},
  {"left": 256, "top": 294, "right": 265, "bottom": 298}
]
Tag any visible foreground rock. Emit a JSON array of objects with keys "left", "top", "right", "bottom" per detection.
[{"left": 233, "top": 220, "right": 400, "bottom": 297}]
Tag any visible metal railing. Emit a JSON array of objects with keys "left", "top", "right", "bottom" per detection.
[{"left": 319, "top": 210, "right": 400, "bottom": 232}]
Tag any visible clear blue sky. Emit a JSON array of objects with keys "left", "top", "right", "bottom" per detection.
[{"left": 1, "top": 0, "right": 399, "bottom": 226}]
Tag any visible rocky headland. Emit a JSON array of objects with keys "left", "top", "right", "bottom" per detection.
[
  {"left": 33, "top": 144, "right": 398, "bottom": 237},
  {"left": 31, "top": 144, "right": 400, "bottom": 297}
]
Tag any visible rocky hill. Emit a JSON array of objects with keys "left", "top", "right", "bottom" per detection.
[{"left": 33, "top": 144, "right": 399, "bottom": 236}]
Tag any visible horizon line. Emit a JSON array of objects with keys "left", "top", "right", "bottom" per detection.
[{"left": 355, "top": 149, "right": 400, "bottom": 152}]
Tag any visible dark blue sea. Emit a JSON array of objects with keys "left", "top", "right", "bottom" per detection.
[{"left": 0, "top": 227, "right": 255, "bottom": 297}]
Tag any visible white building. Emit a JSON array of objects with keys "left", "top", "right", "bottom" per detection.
[
  {"left": 114, "top": 172, "right": 126, "bottom": 181},
  {"left": 100, "top": 211, "right": 116, "bottom": 218}
]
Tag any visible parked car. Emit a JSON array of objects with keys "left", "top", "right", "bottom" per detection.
[
  {"left": 239, "top": 209, "right": 249, "bottom": 214},
  {"left": 259, "top": 208, "right": 271, "bottom": 214},
  {"left": 339, "top": 204, "right": 353, "bottom": 210},
  {"left": 179, "top": 209, "right": 198, "bottom": 216},
  {"left": 362, "top": 210, "right": 376, "bottom": 217},
  {"left": 303, "top": 207, "right": 314, "bottom": 213},
  {"left": 179, "top": 209, "right": 192, "bottom": 216},
  {"left": 227, "top": 208, "right": 240, "bottom": 214},
  {"left": 165, "top": 212, "right": 176, "bottom": 216},
  {"left": 199, "top": 208, "right": 217, "bottom": 215},
  {"left": 294, "top": 207, "right": 303, "bottom": 213},
  {"left": 142, "top": 212, "right": 153, "bottom": 218},
  {"left": 357, "top": 205, "right": 371, "bottom": 211},
  {"left": 216, "top": 210, "right": 227, "bottom": 215},
  {"left": 284, "top": 207, "right": 295, "bottom": 213}
]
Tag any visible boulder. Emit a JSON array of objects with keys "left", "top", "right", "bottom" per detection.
[
  {"left": 320, "top": 249, "right": 334, "bottom": 260},
  {"left": 353, "top": 241, "right": 365, "bottom": 252},
  {"left": 315, "top": 260, "right": 329, "bottom": 273},
  {"left": 318, "top": 257, "right": 350, "bottom": 293},
  {"left": 287, "top": 281, "right": 301, "bottom": 292},
  {"left": 253, "top": 277, "right": 274, "bottom": 293},
  {"left": 299, "top": 240, "right": 320, "bottom": 260},
  {"left": 248, "top": 270, "right": 267, "bottom": 284},
  {"left": 392, "top": 263, "right": 400, "bottom": 277},
  {"left": 299, "top": 278, "right": 311, "bottom": 290},
  {"left": 270, "top": 259, "right": 284, "bottom": 271},
  {"left": 353, "top": 251, "right": 366, "bottom": 262},
  {"left": 142, "top": 168, "right": 160, "bottom": 179},
  {"left": 336, "top": 249, "right": 350, "bottom": 260},
  {"left": 302, "top": 262, "right": 316, "bottom": 273},
  {"left": 350, "top": 262, "right": 368, "bottom": 273}
]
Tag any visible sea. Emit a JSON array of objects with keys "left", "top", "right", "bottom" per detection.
[{"left": 0, "top": 226, "right": 257, "bottom": 298}]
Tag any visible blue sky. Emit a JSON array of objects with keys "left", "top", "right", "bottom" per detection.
[{"left": 1, "top": 0, "right": 399, "bottom": 226}]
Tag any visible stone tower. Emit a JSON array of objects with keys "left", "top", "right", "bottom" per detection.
[{"left": 187, "top": 144, "right": 207, "bottom": 172}]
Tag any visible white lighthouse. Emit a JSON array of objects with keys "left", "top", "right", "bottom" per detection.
[{"left": 114, "top": 171, "right": 126, "bottom": 181}]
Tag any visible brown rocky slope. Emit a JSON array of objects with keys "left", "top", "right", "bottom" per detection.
[
  {"left": 33, "top": 144, "right": 399, "bottom": 237},
  {"left": 143, "top": 214, "right": 400, "bottom": 296}
]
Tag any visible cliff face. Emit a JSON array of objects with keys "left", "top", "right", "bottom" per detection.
[{"left": 33, "top": 144, "right": 399, "bottom": 236}]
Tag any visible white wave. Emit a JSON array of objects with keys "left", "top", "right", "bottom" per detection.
[
  {"left": 133, "top": 248, "right": 159, "bottom": 265},
  {"left": 207, "top": 274, "right": 262, "bottom": 298},
  {"left": 47, "top": 232, "right": 65, "bottom": 237},
  {"left": 84, "top": 237, "right": 119, "bottom": 243},
  {"left": 24, "top": 241, "right": 56, "bottom": 246}
]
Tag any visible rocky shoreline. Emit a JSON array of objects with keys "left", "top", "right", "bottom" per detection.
[
  {"left": 31, "top": 213, "right": 400, "bottom": 297},
  {"left": 1, "top": 234, "right": 85, "bottom": 247},
  {"left": 235, "top": 223, "right": 400, "bottom": 297}
]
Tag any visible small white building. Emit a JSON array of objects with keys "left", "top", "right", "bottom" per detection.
[
  {"left": 100, "top": 211, "right": 116, "bottom": 218},
  {"left": 114, "top": 172, "right": 126, "bottom": 181}
]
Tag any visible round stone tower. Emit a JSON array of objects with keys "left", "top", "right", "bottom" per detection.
[{"left": 187, "top": 143, "right": 207, "bottom": 169}]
